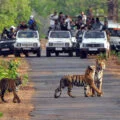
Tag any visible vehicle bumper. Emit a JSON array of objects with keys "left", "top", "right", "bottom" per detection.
[
  {"left": 0, "top": 47, "right": 14, "bottom": 55},
  {"left": 14, "top": 47, "right": 41, "bottom": 53},
  {"left": 80, "top": 48, "right": 107, "bottom": 54},
  {"left": 46, "top": 47, "right": 73, "bottom": 53}
]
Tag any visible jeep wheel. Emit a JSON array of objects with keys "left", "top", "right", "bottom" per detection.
[
  {"left": 14, "top": 51, "right": 20, "bottom": 57},
  {"left": 55, "top": 52, "right": 59, "bottom": 57},
  {"left": 80, "top": 52, "right": 87, "bottom": 59},
  {"left": 3, "top": 54, "right": 8, "bottom": 57},
  {"left": 46, "top": 50, "right": 51, "bottom": 57},
  {"left": 69, "top": 51, "right": 73, "bottom": 57},
  {"left": 76, "top": 50, "right": 80, "bottom": 57},
  {"left": 37, "top": 50, "right": 41, "bottom": 57},
  {"left": 24, "top": 52, "right": 29, "bottom": 57}
]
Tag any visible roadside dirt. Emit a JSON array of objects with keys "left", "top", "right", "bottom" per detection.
[
  {"left": 106, "top": 56, "right": 120, "bottom": 78},
  {"left": 0, "top": 56, "right": 35, "bottom": 120}
]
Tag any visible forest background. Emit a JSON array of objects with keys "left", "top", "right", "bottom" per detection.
[{"left": 0, "top": 0, "right": 120, "bottom": 37}]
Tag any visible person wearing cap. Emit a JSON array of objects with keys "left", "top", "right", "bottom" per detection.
[
  {"left": 8, "top": 26, "right": 16, "bottom": 39},
  {"left": 28, "top": 15, "right": 35, "bottom": 25},
  {"left": 28, "top": 15, "right": 36, "bottom": 30}
]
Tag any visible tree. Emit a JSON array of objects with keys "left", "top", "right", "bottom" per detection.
[{"left": 0, "top": 0, "right": 31, "bottom": 32}]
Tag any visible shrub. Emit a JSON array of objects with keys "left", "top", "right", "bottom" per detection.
[{"left": 0, "top": 58, "right": 28, "bottom": 84}]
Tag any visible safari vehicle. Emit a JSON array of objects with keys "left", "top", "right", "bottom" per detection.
[
  {"left": 0, "top": 39, "right": 16, "bottom": 56},
  {"left": 14, "top": 29, "right": 41, "bottom": 57},
  {"left": 80, "top": 30, "right": 110, "bottom": 58},
  {"left": 46, "top": 30, "right": 73, "bottom": 57},
  {"left": 108, "top": 21, "right": 120, "bottom": 52}
]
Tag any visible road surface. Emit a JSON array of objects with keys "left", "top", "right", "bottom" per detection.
[{"left": 27, "top": 52, "right": 120, "bottom": 120}]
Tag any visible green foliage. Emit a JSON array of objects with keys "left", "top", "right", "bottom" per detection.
[
  {"left": 1, "top": 0, "right": 120, "bottom": 36},
  {"left": 97, "top": 53, "right": 107, "bottom": 60},
  {"left": 0, "top": 58, "right": 29, "bottom": 85},
  {"left": 30, "top": 0, "right": 109, "bottom": 17},
  {"left": 111, "top": 50, "right": 117, "bottom": 56},
  {"left": 0, "top": 112, "right": 3, "bottom": 117},
  {"left": 110, "top": 50, "right": 120, "bottom": 64},
  {"left": 0, "top": 0, "right": 31, "bottom": 32},
  {"left": 0, "top": 58, "right": 20, "bottom": 79},
  {"left": 117, "top": 52, "right": 120, "bottom": 62},
  {"left": 22, "top": 74, "right": 29, "bottom": 86}
]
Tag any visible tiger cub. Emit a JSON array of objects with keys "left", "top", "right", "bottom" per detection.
[
  {"left": 54, "top": 65, "right": 103, "bottom": 98},
  {"left": 0, "top": 77, "right": 22, "bottom": 103}
]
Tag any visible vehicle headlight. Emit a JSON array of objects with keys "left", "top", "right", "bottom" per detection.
[
  {"left": 33, "top": 43, "right": 38, "bottom": 47},
  {"left": 16, "top": 43, "right": 21, "bottom": 47},
  {"left": 65, "top": 43, "right": 69, "bottom": 47},
  {"left": 49, "top": 42, "right": 53, "bottom": 46}
]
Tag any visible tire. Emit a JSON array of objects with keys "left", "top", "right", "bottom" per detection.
[
  {"left": 55, "top": 52, "right": 59, "bottom": 57},
  {"left": 14, "top": 50, "right": 20, "bottom": 57},
  {"left": 80, "top": 51, "right": 87, "bottom": 59},
  {"left": 24, "top": 52, "right": 29, "bottom": 57},
  {"left": 37, "top": 50, "right": 41, "bottom": 57},
  {"left": 0, "top": 50, "right": 1, "bottom": 56},
  {"left": 46, "top": 50, "right": 51, "bottom": 57},
  {"left": 3, "top": 54, "right": 8, "bottom": 57},
  {"left": 69, "top": 51, "right": 73, "bottom": 57},
  {"left": 76, "top": 50, "right": 80, "bottom": 57}
]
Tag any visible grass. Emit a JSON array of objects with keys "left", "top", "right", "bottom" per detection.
[{"left": 0, "top": 112, "right": 3, "bottom": 117}]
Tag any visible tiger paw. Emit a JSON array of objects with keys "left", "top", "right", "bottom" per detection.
[
  {"left": 97, "top": 91, "right": 103, "bottom": 97},
  {"left": 91, "top": 94, "right": 96, "bottom": 97},
  {"left": 71, "top": 96, "right": 76, "bottom": 98},
  {"left": 68, "top": 93, "right": 76, "bottom": 98}
]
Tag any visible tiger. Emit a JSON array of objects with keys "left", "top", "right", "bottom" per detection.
[
  {"left": 0, "top": 77, "right": 22, "bottom": 103},
  {"left": 54, "top": 65, "right": 103, "bottom": 98},
  {"left": 93, "top": 59, "right": 106, "bottom": 97}
]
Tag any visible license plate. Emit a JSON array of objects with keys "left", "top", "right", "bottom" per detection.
[
  {"left": 1, "top": 48, "right": 9, "bottom": 51},
  {"left": 56, "top": 48, "right": 62, "bottom": 51},
  {"left": 23, "top": 48, "right": 31, "bottom": 50},
  {"left": 89, "top": 48, "right": 97, "bottom": 51}
]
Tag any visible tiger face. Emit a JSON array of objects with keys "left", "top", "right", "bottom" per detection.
[{"left": 96, "top": 59, "right": 106, "bottom": 70}]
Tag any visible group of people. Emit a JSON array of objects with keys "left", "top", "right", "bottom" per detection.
[
  {"left": 48, "top": 11, "right": 108, "bottom": 33},
  {"left": 1, "top": 15, "right": 37, "bottom": 40}
]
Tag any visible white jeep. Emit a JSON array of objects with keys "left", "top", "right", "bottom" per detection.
[
  {"left": 108, "top": 21, "right": 120, "bottom": 52},
  {"left": 46, "top": 30, "right": 73, "bottom": 57},
  {"left": 14, "top": 30, "right": 41, "bottom": 57},
  {"left": 80, "top": 30, "right": 110, "bottom": 58}
]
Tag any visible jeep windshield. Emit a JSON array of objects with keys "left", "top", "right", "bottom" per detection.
[
  {"left": 84, "top": 31, "right": 105, "bottom": 38},
  {"left": 50, "top": 31, "right": 70, "bottom": 38},
  {"left": 108, "top": 28, "right": 120, "bottom": 37},
  {"left": 18, "top": 31, "right": 38, "bottom": 38}
]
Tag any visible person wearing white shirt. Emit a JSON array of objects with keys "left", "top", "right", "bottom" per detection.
[{"left": 49, "top": 11, "right": 58, "bottom": 29}]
